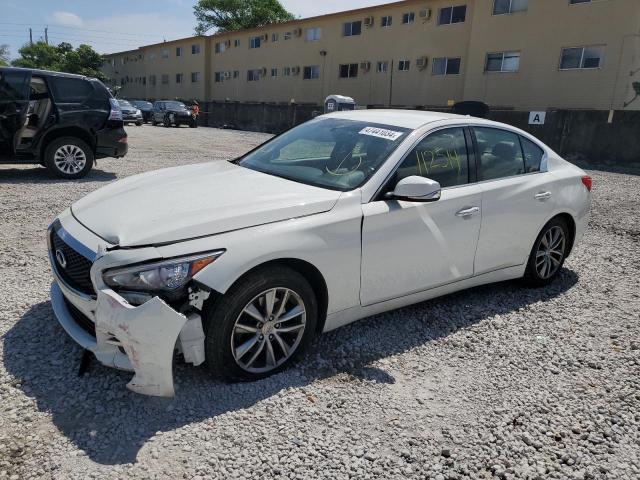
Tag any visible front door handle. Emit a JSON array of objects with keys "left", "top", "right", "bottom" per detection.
[
  {"left": 456, "top": 206, "right": 480, "bottom": 218},
  {"left": 534, "top": 191, "right": 552, "bottom": 201}
]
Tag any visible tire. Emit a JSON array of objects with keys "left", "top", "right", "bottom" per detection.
[
  {"left": 203, "top": 266, "right": 318, "bottom": 382},
  {"left": 136, "top": 121, "right": 143, "bottom": 126},
  {"left": 523, "top": 217, "right": 570, "bottom": 287},
  {"left": 44, "top": 137, "right": 94, "bottom": 179},
  {"left": 151, "top": 120, "right": 158, "bottom": 126}
]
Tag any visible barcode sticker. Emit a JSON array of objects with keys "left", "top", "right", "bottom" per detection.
[{"left": 359, "top": 127, "right": 404, "bottom": 141}]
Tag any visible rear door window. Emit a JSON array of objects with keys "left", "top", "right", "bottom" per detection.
[
  {"left": 0, "top": 71, "right": 30, "bottom": 101},
  {"left": 49, "top": 77, "right": 94, "bottom": 103},
  {"left": 519, "top": 136, "right": 544, "bottom": 173},
  {"left": 473, "top": 127, "right": 525, "bottom": 181}
]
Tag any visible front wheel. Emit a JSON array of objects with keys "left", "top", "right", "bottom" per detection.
[
  {"left": 44, "top": 137, "right": 94, "bottom": 179},
  {"left": 203, "top": 266, "right": 317, "bottom": 382},
  {"left": 523, "top": 218, "right": 569, "bottom": 287}
]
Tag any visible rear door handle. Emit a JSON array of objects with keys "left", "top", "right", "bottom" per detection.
[
  {"left": 534, "top": 191, "right": 552, "bottom": 201},
  {"left": 456, "top": 206, "right": 480, "bottom": 218}
]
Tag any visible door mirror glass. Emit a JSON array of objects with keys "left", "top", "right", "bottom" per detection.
[{"left": 391, "top": 175, "right": 441, "bottom": 202}]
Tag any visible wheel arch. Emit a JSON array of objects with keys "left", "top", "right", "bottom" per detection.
[
  {"left": 39, "top": 127, "right": 96, "bottom": 160},
  {"left": 549, "top": 212, "right": 577, "bottom": 257},
  {"left": 206, "top": 258, "right": 329, "bottom": 334}
]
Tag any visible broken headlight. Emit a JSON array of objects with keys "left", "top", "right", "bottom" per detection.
[{"left": 103, "top": 251, "right": 224, "bottom": 292}]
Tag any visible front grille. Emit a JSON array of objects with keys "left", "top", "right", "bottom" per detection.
[
  {"left": 51, "top": 229, "right": 95, "bottom": 295},
  {"left": 63, "top": 297, "right": 96, "bottom": 338}
]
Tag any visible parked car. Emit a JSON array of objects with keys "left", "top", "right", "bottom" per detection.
[
  {"left": 0, "top": 67, "right": 127, "bottom": 179},
  {"left": 128, "top": 100, "right": 153, "bottom": 123},
  {"left": 151, "top": 100, "right": 197, "bottom": 128},
  {"left": 48, "top": 110, "right": 591, "bottom": 396},
  {"left": 117, "top": 99, "right": 143, "bottom": 126}
]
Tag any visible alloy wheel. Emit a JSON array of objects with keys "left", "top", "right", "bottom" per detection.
[
  {"left": 53, "top": 145, "right": 87, "bottom": 175},
  {"left": 535, "top": 226, "right": 566, "bottom": 279},
  {"left": 231, "top": 287, "right": 306, "bottom": 374}
]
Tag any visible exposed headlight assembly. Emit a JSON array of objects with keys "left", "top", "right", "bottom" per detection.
[{"left": 103, "top": 251, "right": 224, "bottom": 292}]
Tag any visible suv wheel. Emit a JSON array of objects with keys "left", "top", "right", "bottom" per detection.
[
  {"left": 203, "top": 266, "right": 317, "bottom": 382},
  {"left": 44, "top": 137, "right": 93, "bottom": 179}
]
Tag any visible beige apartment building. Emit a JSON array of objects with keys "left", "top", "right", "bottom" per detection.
[{"left": 102, "top": 0, "right": 640, "bottom": 111}]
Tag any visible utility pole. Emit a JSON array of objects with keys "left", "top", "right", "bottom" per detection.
[
  {"left": 44, "top": 27, "right": 48, "bottom": 45},
  {"left": 29, "top": 28, "right": 33, "bottom": 46}
]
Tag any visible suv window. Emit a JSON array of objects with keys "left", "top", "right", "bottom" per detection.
[
  {"left": 474, "top": 127, "right": 525, "bottom": 180},
  {"left": 49, "top": 77, "right": 94, "bottom": 103},
  {"left": 0, "top": 71, "right": 30, "bottom": 101},
  {"left": 394, "top": 127, "right": 469, "bottom": 188},
  {"left": 520, "top": 136, "right": 544, "bottom": 173}
]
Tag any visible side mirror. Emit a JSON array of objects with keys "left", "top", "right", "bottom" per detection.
[{"left": 389, "top": 176, "right": 441, "bottom": 202}]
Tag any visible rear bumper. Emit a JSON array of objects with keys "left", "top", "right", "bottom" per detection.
[{"left": 96, "top": 126, "right": 128, "bottom": 159}]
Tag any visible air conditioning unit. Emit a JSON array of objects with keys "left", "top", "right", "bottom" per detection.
[
  {"left": 419, "top": 8, "right": 432, "bottom": 20},
  {"left": 417, "top": 56, "right": 429, "bottom": 70},
  {"left": 224, "top": 71, "right": 232, "bottom": 79},
  {"left": 360, "top": 61, "right": 372, "bottom": 72},
  {"left": 293, "top": 28, "right": 302, "bottom": 37},
  {"left": 364, "top": 16, "right": 375, "bottom": 27},
  {"left": 291, "top": 66, "right": 301, "bottom": 75}
]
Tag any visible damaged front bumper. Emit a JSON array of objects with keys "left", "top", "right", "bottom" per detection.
[{"left": 48, "top": 217, "right": 207, "bottom": 397}]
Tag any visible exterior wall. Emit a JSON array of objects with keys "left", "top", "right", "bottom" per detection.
[{"left": 101, "top": 0, "right": 640, "bottom": 110}]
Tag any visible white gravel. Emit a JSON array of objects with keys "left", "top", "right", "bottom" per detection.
[{"left": 1, "top": 125, "right": 638, "bottom": 480}]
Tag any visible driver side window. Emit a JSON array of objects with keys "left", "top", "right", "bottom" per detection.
[{"left": 395, "top": 127, "right": 470, "bottom": 188}]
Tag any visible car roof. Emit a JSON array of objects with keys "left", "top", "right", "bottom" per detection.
[
  {"left": 321, "top": 109, "right": 471, "bottom": 130},
  {"left": 0, "top": 66, "right": 94, "bottom": 81}
]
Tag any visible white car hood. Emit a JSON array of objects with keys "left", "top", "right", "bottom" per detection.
[{"left": 72, "top": 161, "right": 341, "bottom": 247}]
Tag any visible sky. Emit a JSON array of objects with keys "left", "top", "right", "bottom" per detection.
[{"left": 1, "top": 0, "right": 391, "bottom": 60}]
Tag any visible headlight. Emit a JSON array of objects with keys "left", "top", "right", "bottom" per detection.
[
  {"left": 103, "top": 251, "right": 224, "bottom": 292},
  {"left": 136, "top": 109, "right": 142, "bottom": 115}
]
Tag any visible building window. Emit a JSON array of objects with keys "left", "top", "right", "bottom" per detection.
[
  {"left": 569, "top": 0, "right": 592, "bottom": 3},
  {"left": 485, "top": 51, "right": 520, "bottom": 72},
  {"left": 192, "top": 44, "right": 201, "bottom": 54},
  {"left": 284, "top": 32, "right": 292, "bottom": 40},
  {"left": 271, "top": 68, "right": 278, "bottom": 77},
  {"left": 161, "top": 49, "right": 169, "bottom": 59},
  {"left": 303, "top": 65, "right": 320, "bottom": 79},
  {"left": 376, "top": 61, "right": 389, "bottom": 73},
  {"left": 191, "top": 72, "right": 200, "bottom": 83},
  {"left": 398, "top": 60, "right": 411, "bottom": 71},
  {"left": 214, "top": 72, "right": 224, "bottom": 83},
  {"left": 249, "top": 36, "right": 261, "bottom": 49},
  {"left": 283, "top": 67, "right": 292, "bottom": 76},
  {"left": 343, "top": 21, "right": 362, "bottom": 37},
  {"left": 215, "top": 42, "right": 226, "bottom": 53},
  {"left": 339, "top": 63, "right": 358, "bottom": 78},
  {"left": 247, "top": 69, "right": 261, "bottom": 82},
  {"left": 142, "top": 77, "right": 146, "bottom": 85},
  {"left": 560, "top": 46, "right": 604, "bottom": 70},
  {"left": 161, "top": 74, "right": 169, "bottom": 85},
  {"left": 493, "top": 0, "right": 528, "bottom": 15},
  {"left": 306, "top": 27, "right": 321, "bottom": 42},
  {"left": 233, "top": 70, "right": 239, "bottom": 79},
  {"left": 432, "top": 57, "right": 461, "bottom": 75},
  {"left": 381, "top": 16, "right": 393, "bottom": 27},
  {"left": 402, "top": 12, "right": 415, "bottom": 24},
  {"left": 438, "top": 5, "right": 467, "bottom": 25},
  {"left": 149, "top": 75, "right": 156, "bottom": 85},
  {"left": 272, "top": 33, "right": 279, "bottom": 42},
  {"left": 176, "top": 46, "right": 183, "bottom": 57},
  {"left": 234, "top": 39, "right": 240, "bottom": 47},
  {"left": 176, "top": 73, "right": 183, "bottom": 84}
]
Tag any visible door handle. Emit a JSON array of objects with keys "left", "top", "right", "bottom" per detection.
[
  {"left": 456, "top": 206, "right": 480, "bottom": 218},
  {"left": 534, "top": 191, "right": 552, "bottom": 201}
]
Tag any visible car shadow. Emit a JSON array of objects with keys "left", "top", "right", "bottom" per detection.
[
  {"left": 2, "top": 269, "right": 578, "bottom": 465},
  {"left": 0, "top": 166, "right": 116, "bottom": 183}
]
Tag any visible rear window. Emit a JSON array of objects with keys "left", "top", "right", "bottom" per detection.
[
  {"left": 49, "top": 77, "right": 94, "bottom": 103},
  {"left": 0, "top": 71, "right": 30, "bottom": 101}
]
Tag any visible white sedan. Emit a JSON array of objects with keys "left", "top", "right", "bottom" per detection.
[{"left": 48, "top": 110, "right": 591, "bottom": 396}]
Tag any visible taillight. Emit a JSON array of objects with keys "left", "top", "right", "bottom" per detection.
[
  {"left": 581, "top": 176, "right": 592, "bottom": 192},
  {"left": 118, "top": 136, "right": 128, "bottom": 143},
  {"left": 109, "top": 98, "right": 123, "bottom": 121}
]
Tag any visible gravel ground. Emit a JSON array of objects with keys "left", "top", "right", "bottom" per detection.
[{"left": 0, "top": 125, "right": 638, "bottom": 480}]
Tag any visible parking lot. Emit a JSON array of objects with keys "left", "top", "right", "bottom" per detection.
[{"left": 0, "top": 124, "right": 638, "bottom": 480}]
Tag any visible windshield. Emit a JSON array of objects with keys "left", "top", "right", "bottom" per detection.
[
  {"left": 238, "top": 118, "right": 411, "bottom": 191},
  {"left": 117, "top": 100, "right": 132, "bottom": 108},
  {"left": 132, "top": 101, "right": 152, "bottom": 108},
  {"left": 165, "top": 101, "right": 187, "bottom": 110}
]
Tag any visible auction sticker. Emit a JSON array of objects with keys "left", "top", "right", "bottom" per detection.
[{"left": 359, "top": 126, "right": 404, "bottom": 141}]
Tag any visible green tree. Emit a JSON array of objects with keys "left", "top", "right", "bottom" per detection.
[
  {"left": 194, "top": 0, "right": 295, "bottom": 34},
  {"left": 11, "top": 41, "right": 106, "bottom": 80},
  {"left": 0, "top": 44, "right": 9, "bottom": 66}
]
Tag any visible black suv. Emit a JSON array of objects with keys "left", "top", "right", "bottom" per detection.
[
  {"left": 151, "top": 100, "right": 197, "bottom": 128},
  {"left": 0, "top": 67, "right": 127, "bottom": 179}
]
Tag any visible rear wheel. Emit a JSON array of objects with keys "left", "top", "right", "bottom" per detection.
[
  {"left": 44, "top": 137, "right": 93, "bottom": 179},
  {"left": 523, "top": 217, "right": 569, "bottom": 287},
  {"left": 203, "top": 266, "right": 317, "bottom": 382}
]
